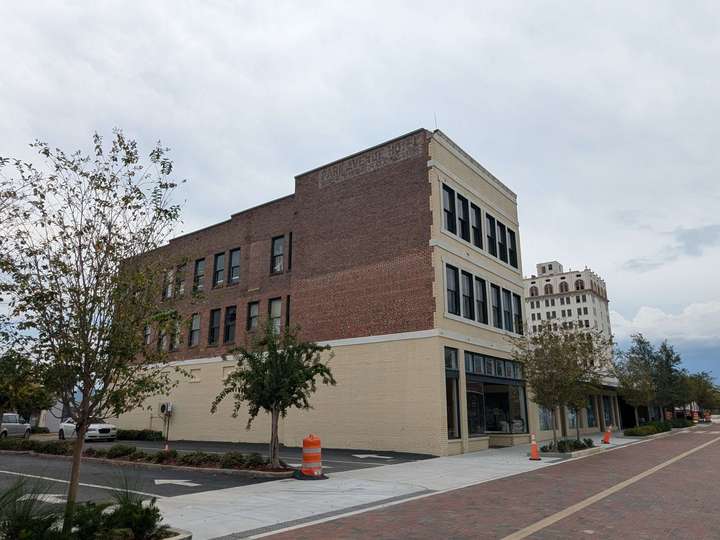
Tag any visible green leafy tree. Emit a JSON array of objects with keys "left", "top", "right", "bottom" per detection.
[
  {"left": 211, "top": 321, "right": 336, "bottom": 468},
  {"left": 512, "top": 322, "right": 609, "bottom": 446},
  {"left": 614, "top": 334, "right": 656, "bottom": 426},
  {"left": 687, "top": 372, "right": 720, "bottom": 413},
  {"left": 0, "top": 130, "right": 185, "bottom": 533},
  {"left": 652, "top": 340, "right": 685, "bottom": 415}
]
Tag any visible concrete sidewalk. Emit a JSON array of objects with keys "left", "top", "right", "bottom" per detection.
[{"left": 157, "top": 432, "right": 638, "bottom": 540}]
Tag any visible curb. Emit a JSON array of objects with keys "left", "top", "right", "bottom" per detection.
[
  {"left": 0, "top": 450, "right": 295, "bottom": 479},
  {"left": 166, "top": 527, "right": 193, "bottom": 540},
  {"left": 535, "top": 446, "right": 605, "bottom": 459}
]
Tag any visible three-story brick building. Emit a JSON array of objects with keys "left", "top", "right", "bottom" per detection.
[{"left": 119, "top": 129, "right": 543, "bottom": 455}]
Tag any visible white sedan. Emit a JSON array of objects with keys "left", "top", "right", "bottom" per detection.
[{"left": 58, "top": 418, "right": 117, "bottom": 441}]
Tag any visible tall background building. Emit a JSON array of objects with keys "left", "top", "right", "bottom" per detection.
[{"left": 523, "top": 261, "right": 624, "bottom": 438}]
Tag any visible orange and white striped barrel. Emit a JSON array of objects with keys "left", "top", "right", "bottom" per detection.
[
  {"left": 693, "top": 411, "right": 699, "bottom": 424},
  {"left": 301, "top": 434, "right": 322, "bottom": 477}
]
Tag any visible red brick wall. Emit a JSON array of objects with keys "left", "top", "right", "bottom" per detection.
[{"left": 151, "top": 129, "right": 435, "bottom": 360}]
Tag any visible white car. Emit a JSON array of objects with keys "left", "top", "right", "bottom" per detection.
[
  {"left": 58, "top": 418, "right": 117, "bottom": 441},
  {"left": 1, "top": 413, "right": 31, "bottom": 439}
]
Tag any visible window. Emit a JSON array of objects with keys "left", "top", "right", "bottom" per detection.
[
  {"left": 471, "top": 204, "right": 482, "bottom": 248},
  {"left": 229, "top": 249, "right": 241, "bottom": 284},
  {"left": 446, "top": 265, "right": 460, "bottom": 316},
  {"left": 544, "top": 284, "right": 553, "bottom": 295},
  {"left": 223, "top": 306, "right": 236, "bottom": 343},
  {"left": 170, "top": 322, "right": 180, "bottom": 352},
  {"left": 445, "top": 348, "right": 460, "bottom": 440},
  {"left": 583, "top": 307, "right": 589, "bottom": 315},
  {"left": 475, "top": 277, "right": 488, "bottom": 324},
  {"left": 288, "top": 232, "right": 293, "bottom": 271},
  {"left": 491, "top": 284, "right": 502, "bottom": 329},
  {"left": 539, "top": 407, "right": 554, "bottom": 431},
  {"left": 175, "top": 264, "right": 186, "bottom": 297},
  {"left": 529, "top": 286, "right": 538, "bottom": 297},
  {"left": 193, "top": 259, "right": 205, "bottom": 292},
  {"left": 442, "top": 185, "right": 457, "bottom": 234},
  {"left": 188, "top": 314, "right": 200, "bottom": 346},
  {"left": 143, "top": 325, "right": 151, "bottom": 345},
  {"left": 208, "top": 309, "right": 221, "bottom": 345},
  {"left": 507, "top": 229, "right": 518, "bottom": 268},
  {"left": 213, "top": 253, "right": 225, "bottom": 287},
  {"left": 286, "top": 295, "right": 291, "bottom": 327},
  {"left": 155, "top": 329, "right": 167, "bottom": 352},
  {"left": 246, "top": 302, "right": 259, "bottom": 331},
  {"left": 457, "top": 194, "right": 470, "bottom": 241},
  {"left": 559, "top": 281, "right": 569, "bottom": 293},
  {"left": 575, "top": 279, "right": 585, "bottom": 290},
  {"left": 497, "top": 222, "right": 508, "bottom": 263},
  {"left": 486, "top": 214, "right": 497, "bottom": 256},
  {"left": 582, "top": 294, "right": 587, "bottom": 302},
  {"left": 461, "top": 271, "right": 475, "bottom": 320},
  {"left": 586, "top": 397, "right": 598, "bottom": 427},
  {"left": 502, "top": 289, "right": 513, "bottom": 331},
  {"left": 513, "top": 293, "right": 523, "bottom": 335},
  {"left": 269, "top": 298, "right": 282, "bottom": 333},
  {"left": 271, "top": 236, "right": 284, "bottom": 274},
  {"left": 576, "top": 296, "right": 581, "bottom": 303},
  {"left": 163, "top": 270, "right": 174, "bottom": 299},
  {"left": 466, "top": 379, "right": 485, "bottom": 436},
  {"left": 551, "top": 299, "right": 555, "bottom": 306},
  {"left": 567, "top": 407, "right": 578, "bottom": 429}
]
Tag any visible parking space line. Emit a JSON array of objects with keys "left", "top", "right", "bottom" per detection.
[
  {"left": 0, "top": 469, "right": 166, "bottom": 499},
  {"left": 501, "top": 435, "right": 720, "bottom": 540}
]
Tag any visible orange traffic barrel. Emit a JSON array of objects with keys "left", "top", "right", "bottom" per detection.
[
  {"left": 301, "top": 434, "right": 322, "bottom": 477},
  {"left": 529, "top": 434, "right": 541, "bottom": 461},
  {"left": 602, "top": 425, "right": 612, "bottom": 445}
]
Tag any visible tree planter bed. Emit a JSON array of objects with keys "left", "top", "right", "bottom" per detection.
[
  {"left": 537, "top": 446, "right": 606, "bottom": 459},
  {"left": 0, "top": 449, "right": 295, "bottom": 478}
]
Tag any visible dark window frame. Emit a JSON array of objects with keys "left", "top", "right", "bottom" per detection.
[
  {"left": 512, "top": 293, "right": 523, "bottom": 335},
  {"left": 228, "top": 248, "right": 241, "bottom": 285},
  {"left": 442, "top": 185, "right": 457, "bottom": 234},
  {"left": 213, "top": 252, "right": 225, "bottom": 287},
  {"left": 475, "top": 277, "right": 488, "bottom": 324},
  {"left": 497, "top": 222, "right": 508, "bottom": 263},
  {"left": 507, "top": 229, "right": 518, "bottom": 268},
  {"left": 208, "top": 308, "right": 221, "bottom": 345},
  {"left": 223, "top": 305, "right": 237, "bottom": 343},
  {"left": 491, "top": 284, "right": 502, "bottom": 329},
  {"left": 502, "top": 289, "right": 513, "bottom": 331},
  {"left": 268, "top": 297, "right": 282, "bottom": 332},
  {"left": 246, "top": 302, "right": 259, "bottom": 331},
  {"left": 486, "top": 214, "right": 497, "bottom": 257},
  {"left": 461, "top": 270, "right": 475, "bottom": 320},
  {"left": 446, "top": 265, "right": 461, "bottom": 316},
  {"left": 188, "top": 313, "right": 200, "bottom": 347},
  {"left": 193, "top": 258, "right": 205, "bottom": 292},
  {"left": 271, "top": 236, "right": 285, "bottom": 274},
  {"left": 457, "top": 194, "right": 470, "bottom": 242},
  {"left": 471, "top": 204, "right": 483, "bottom": 249}
]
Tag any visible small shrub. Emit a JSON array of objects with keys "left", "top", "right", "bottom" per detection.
[
  {"left": 106, "top": 491, "right": 169, "bottom": 540},
  {"left": 151, "top": 449, "right": 178, "bottom": 464},
  {"left": 106, "top": 444, "right": 138, "bottom": 459},
  {"left": 671, "top": 418, "right": 693, "bottom": 429},
  {"left": 624, "top": 425, "right": 658, "bottom": 437},
  {"left": 541, "top": 438, "right": 594, "bottom": 453},
  {"left": 220, "top": 452, "right": 246, "bottom": 469},
  {"left": 83, "top": 447, "right": 110, "bottom": 458},
  {"left": 245, "top": 452, "right": 266, "bottom": 468},
  {"left": 117, "top": 429, "right": 164, "bottom": 442},
  {"left": 72, "top": 501, "right": 113, "bottom": 539},
  {"left": 0, "top": 479, "right": 58, "bottom": 539},
  {"left": 177, "top": 451, "right": 220, "bottom": 467},
  {"left": 33, "top": 440, "right": 73, "bottom": 455},
  {"left": 127, "top": 450, "right": 149, "bottom": 462}
]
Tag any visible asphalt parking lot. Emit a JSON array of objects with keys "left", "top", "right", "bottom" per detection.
[
  {"left": 0, "top": 439, "right": 431, "bottom": 508},
  {"left": 83, "top": 439, "right": 431, "bottom": 473}
]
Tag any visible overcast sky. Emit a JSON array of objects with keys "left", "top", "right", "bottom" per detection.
[{"left": 2, "top": 2, "right": 718, "bottom": 375}]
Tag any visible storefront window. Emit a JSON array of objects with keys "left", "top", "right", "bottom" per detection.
[
  {"left": 445, "top": 347, "right": 460, "bottom": 440},
  {"left": 586, "top": 397, "right": 597, "bottom": 427},
  {"left": 603, "top": 395, "right": 613, "bottom": 426},
  {"left": 466, "top": 380, "right": 485, "bottom": 436},
  {"left": 509, "top": 386, "right": 527, "bottom": 433},
  {"left": 567, "top": 407, "right": 578, "bottom": 429},
  {"left": 539, "top": 407, "right": 554, "bottom": 431}
]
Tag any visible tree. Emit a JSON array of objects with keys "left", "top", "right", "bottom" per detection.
[
  {"left": 687, "top": 372, "right": 720, "bottom": 413},
  {"left": 652, "top": 340, "right": 685, "bottom": 415},
  {"left": 613, "top": 334, "right": 656, "bottom": 426},
  {"left": 0, "top": 349, "right": 54, "bottom": 425},
  {"left": 0, "top": 131, "right": 185, "bottom": 533},
  {"left": 512, "top": 322, "right": 609, "bottom": 446},
  {"left": 211, "top": 321, "right": 336, "bottom": 469}
]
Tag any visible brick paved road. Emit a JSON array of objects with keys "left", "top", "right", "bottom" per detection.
[{"left": 266, "top": 428, "right": 720, "bottom": 540}]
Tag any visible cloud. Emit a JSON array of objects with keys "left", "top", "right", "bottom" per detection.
[
  {"left": 611, "top": 301, "right": 720, "bottom": 345},
  {"left": 622, "top": 224, "right": 720, "bottom": 273}
]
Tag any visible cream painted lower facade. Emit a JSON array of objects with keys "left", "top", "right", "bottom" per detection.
[
  {"left": 119, "top": 334, "right": 447, "bottom": 456},
  {"left": 118, "top": 331, "right": 620, "bottom": 456}
]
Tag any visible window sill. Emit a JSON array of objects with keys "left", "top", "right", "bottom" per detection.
[{"left": 269, "top": 271, "right": 284, "bottom": 277}]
